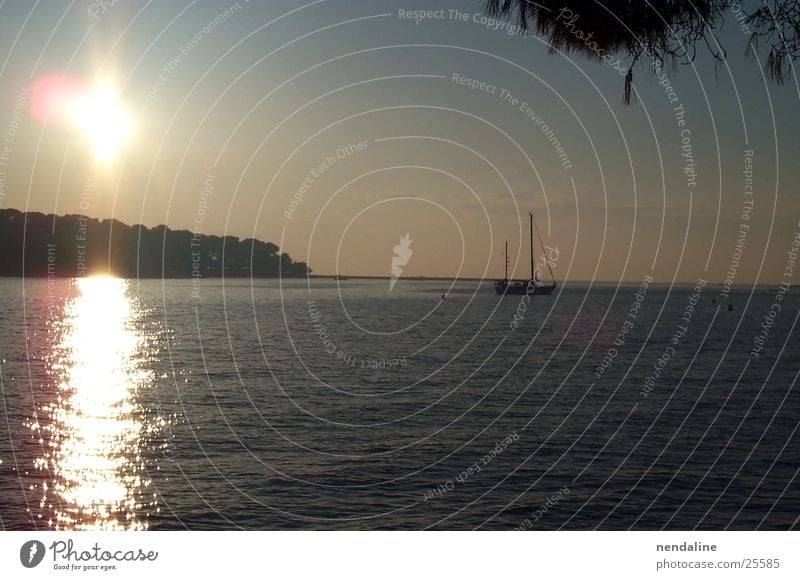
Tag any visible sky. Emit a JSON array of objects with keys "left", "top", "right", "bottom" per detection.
[{"left": 0, "top": 0, "right": 798, "bottom": 284}]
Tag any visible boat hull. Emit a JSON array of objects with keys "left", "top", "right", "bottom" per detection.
[
  {"left": 494, "top": 280, "right": 556, "bottom": 296},
  {"left": 533, "top": 283, "right": 556, "bottom": 295}
]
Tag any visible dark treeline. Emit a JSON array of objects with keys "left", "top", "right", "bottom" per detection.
[{"left": 0, "top": 208, "right": 310, "bottom": 278}]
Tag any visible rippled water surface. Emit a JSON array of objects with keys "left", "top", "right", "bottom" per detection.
[{"left": 0, "top": 277, "right": 798, "bottom": 530}]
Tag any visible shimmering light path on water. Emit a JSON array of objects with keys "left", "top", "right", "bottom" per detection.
[{"left": 30, "top": 277, "right": 156, "bottom": 530}]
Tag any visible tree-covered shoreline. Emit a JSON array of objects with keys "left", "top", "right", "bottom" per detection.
[{"left": 0, "top": 208, "right": 310, "bottom": 278}]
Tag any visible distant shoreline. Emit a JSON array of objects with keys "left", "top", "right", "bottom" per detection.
[
  {"left": 0, "top": 274, "right": 781, "bottom": 289},
  {"left": 0, "top": 208, "right": 310, "bottom": 279}
]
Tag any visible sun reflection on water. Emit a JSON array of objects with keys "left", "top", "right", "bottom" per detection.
[{"left": 33, "top": 276, "right": 156, "bottom": 530}]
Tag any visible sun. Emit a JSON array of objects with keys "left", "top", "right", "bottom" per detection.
[{"left": 72, "top": 84, "right": 132, "bottom": 162}]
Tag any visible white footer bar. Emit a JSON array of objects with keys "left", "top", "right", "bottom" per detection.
[{"left": 1, "top": 531, "right": 796, "bottom": 579}]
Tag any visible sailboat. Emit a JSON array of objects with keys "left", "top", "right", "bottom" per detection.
[{"left": 494, "top": 212, "right": 557, "bottom": 296}]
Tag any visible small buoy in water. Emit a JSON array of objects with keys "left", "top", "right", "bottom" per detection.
[{"left": 727, "top": 303, "right": 733, "bottom": 311}]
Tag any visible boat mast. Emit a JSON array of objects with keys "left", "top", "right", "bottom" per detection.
[
  {"left": 529, "top": 212, "right": 535, "bottom": 281},
  {"left": 504, "top": 240, "right": 509, "bottom": 281},
  {"left": 531, "top": 211, "right": 556, "bottom": 285}
]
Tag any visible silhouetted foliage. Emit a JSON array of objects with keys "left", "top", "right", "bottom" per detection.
[
  {"left": 485, "top": 1, "right": 800, "bottom": 102},
  {"left": 747, "top": 1, "right": 800, "bottom": 83},
  {"left": 0, "top": 208, "right": 310, "bottom": 278}
]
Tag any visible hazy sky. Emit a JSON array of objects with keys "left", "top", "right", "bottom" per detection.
[{"left": 0, "top": 0, "right": 798, "bottom": 283}]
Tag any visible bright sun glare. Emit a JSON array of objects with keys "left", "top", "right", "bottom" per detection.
[{"left": 72, "top": 84, "right": 132, "bottom": 162}]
